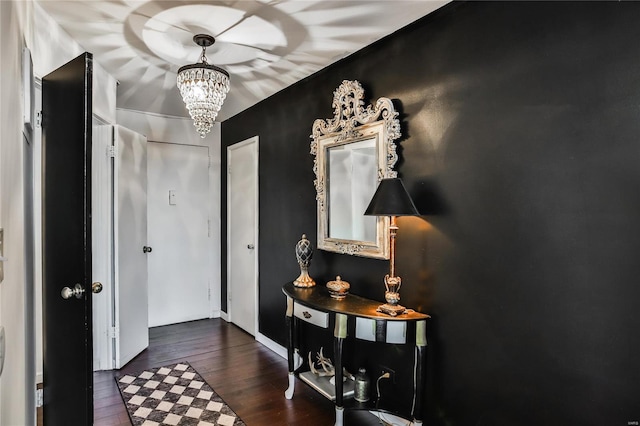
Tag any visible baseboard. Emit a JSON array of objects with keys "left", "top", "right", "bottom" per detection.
[
  {"left": 210, "top": 309, "right": 221, "bottom": 319},
  {"left": 220, "top": 317, "right": 287, "bottom": 361},
  {"left": 255, "top": 332, "right": 303, "bottom": 369},
  {"left": 255, "top": 332, "right": 287, "bottom": 360}
]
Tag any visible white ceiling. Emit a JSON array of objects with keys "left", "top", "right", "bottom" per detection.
[{"left": 37, "top": 0, "right": 447, "bottom": 122}]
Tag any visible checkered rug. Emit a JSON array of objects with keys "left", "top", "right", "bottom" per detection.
[{"left": 116, "top": 362, "right": 245, "bottom": 426}]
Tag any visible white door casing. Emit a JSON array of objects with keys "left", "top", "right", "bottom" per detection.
[
  {"left": 147, "top": 142, "right": 210, "bottom": 327},
  {"left": 227, "top": 136, "right": 259, "bottom": 336},
  {"left": 91, "top": 123, "right": 114, "bottom": 371}
]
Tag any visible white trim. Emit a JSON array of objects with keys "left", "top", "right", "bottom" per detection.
[
  {"left": 116, "top": 107, "right": 191, "bottom": 121},
  {"left": 22, "top": 47, "right": 34, "bottom": 130},
  {"left": 34, "top": 83, "right": 44, "bottom": 389},
  {"left": 226, "top": 136, "right": 259, "bottom": 335},
  {"left": 91, "top": 124, "right": 116, "bottom": 371},
  {"left": 256, "top": 332, "right": 287, "bottom": 360},
  {"left": 220, "top": 311, "right": 230, "bottom": 322},
  {"left": 112, "top": 125, "right": 122, "bottom": 369}
]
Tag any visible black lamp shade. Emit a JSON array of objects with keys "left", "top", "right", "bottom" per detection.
[{"left": 364, "top": 178, "right": 419, "bottom": 216}]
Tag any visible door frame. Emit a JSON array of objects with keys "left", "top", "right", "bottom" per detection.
[
  {"left": 91, "top": 122, "right": 115, "bottom": 371},
  {"left": 226, "top": 136, "right": 259, "bottom": 335}
]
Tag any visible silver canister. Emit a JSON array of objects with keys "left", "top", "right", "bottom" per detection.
[{"left": 354, "top": 367, "right": 370, "bottom": 402}]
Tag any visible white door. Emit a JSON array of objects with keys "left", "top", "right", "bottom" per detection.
[
  {"left": 227, "top": 137, "right": 259, "bottom": 335},
  {"left": 147, "top": 142, "right": 210, "bottom": 327},
  {"left": 114, "top": 125, "right": 149, "bottom": 367}
]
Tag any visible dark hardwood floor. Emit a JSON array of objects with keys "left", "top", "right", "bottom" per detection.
[{"left": 92, "top": 318, "right": 383, "bottom": 425}]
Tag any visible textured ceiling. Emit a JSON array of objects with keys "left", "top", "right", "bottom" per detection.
[{"left": 37, "top": 0, "right": 447, "bottom": 121}]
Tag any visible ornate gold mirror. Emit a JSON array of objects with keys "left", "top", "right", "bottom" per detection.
[{"left": 311, "top": 80, "right": 400, "bottom": 259}]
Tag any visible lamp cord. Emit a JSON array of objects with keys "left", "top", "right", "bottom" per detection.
[
  {"left": 411, "top": 345, "right": 418, "bottom": 418},
  {"left": 375, "top": 374, "right": 385, "bottom": 426},
  {"left": 374, "top": 373, "right": 413, "bottom": 426}
]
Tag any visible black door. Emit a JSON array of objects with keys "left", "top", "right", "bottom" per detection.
[{"left": 42, "top": 52, "right": 93, "bottom": 425}]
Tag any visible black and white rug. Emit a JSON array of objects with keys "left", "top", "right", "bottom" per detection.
[{"left": 116, "top": 362, "right": 245, "bottom": 426}]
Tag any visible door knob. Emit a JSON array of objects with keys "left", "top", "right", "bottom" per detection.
[
  {"left": 247, "top": 244, "right": 255, "bottom": 249},
  {"left": 92, "top": 282, "right": 103, "bottom": 294},
  {"left": 143, "top": 246, "right": 152, "bottom": 253},
  {"left": 61, "top": 283, "right": 84, "bottom": 299}
]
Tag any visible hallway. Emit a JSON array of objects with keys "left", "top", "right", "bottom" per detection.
[{"left": 92, "top": 319, "right": 382, "bottom": 425}]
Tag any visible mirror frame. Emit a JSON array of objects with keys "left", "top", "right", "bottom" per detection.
[{"left": 311, "top": 80, "right": 400, "bottom": 259}]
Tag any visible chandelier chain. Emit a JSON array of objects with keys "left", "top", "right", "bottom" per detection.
[{"left": 199, "top": 46, "right": 209, "bottom": 65}]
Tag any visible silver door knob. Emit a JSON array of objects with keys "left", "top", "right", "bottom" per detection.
[
  {"left": 247, "top": 244, "right": 255, "bottom": 249},
  {"left": 61, "top": 283, "right": 84, "bottom": 299},
  {"left": 143, "top": 246, "right": 152, "bottom": 253},
  {"left": 92, "top": 282, "right": 103, "bottom": 294}
]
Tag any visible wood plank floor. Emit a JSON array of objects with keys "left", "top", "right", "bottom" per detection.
[{"left": 92, "top": 318, "right": 383, "bottom": 425}]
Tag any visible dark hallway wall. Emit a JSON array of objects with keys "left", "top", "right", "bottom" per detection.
[{"left": 222, "top": 2, "right": 640, "bottom": 424}]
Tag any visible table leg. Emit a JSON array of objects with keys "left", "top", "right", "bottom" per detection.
[
  {"left": 285, "top": 296, "right": 295, "bottom": 399},
  {"left": 333, "top": 313, "right": 347, "bottom": 420},
  {"left": 413, "top": 320, "right": 427, "bottom": 424},
  {"left": 334, "top": 406, "right": 344, "bottom": 426}
]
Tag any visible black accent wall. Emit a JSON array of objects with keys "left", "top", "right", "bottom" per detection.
[{"left": 222, "top": 2, "right": 640, "bottom": 424}]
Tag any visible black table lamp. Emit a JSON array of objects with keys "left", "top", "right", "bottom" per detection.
[{"left": 365, "top": 177, "right": 418, "bottom": 316}]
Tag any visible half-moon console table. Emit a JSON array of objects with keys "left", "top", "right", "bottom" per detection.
[{"left": 282, "top": 282, "right": 430, "bottom": 426}]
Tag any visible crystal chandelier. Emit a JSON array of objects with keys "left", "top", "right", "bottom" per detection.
[{"left": 177, "top": 34, "right": 230, "bottom": 138}]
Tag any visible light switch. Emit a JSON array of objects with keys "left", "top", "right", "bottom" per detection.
[{"left": 169, "top": 190, "right": 177, "bottom": 205}]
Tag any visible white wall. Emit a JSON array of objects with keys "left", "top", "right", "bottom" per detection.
[
  {"left": 0, "top": 2, "right": 118, "bottom": 423},
  {"left": 0, "top": 1, "right": 34, "bottom": 424},
  {"left": 116, "top": 109, "right": 223, "bottom": 318}
]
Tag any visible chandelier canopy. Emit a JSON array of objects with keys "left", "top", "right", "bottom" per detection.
[{"left": 177, "top": 34, "right": 230, "bottom": 138}]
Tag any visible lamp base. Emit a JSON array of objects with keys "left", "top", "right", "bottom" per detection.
[{"left": 376, "top": 303, "right": 407, "bottom": 317}]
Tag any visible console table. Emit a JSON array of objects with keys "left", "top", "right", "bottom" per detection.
[{"left": 282, "top": 282, "right": 430, "bottom": 426}]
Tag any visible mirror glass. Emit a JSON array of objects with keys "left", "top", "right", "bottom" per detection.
[
  {"left": 311, "top": 80, "right": 401, "bottom": 259},
  {"left": 327, "top": 138, "right": 377, "bottom": 241}
]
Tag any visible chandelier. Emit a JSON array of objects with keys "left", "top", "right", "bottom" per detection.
[{"left": 177, "top": 34, "right": 230, "bottom": 138}]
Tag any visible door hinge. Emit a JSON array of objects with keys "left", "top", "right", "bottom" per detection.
[
  {"left": 228, "top": 165, "right": 231, "bottom": 175},
  {"left": 109, "top": 326, "right": 120, "bottom": 339},
  {"left": 36, "top": 111, "right": 43, "bottom": 128},
  {"left": 208, "top": 288, "right": 211, "bottom": 301},
  {"left": 35, "top": 388, "right": 43, "bottom": 408},
  {"left": 107, "top": 145, "right": 117, "bottom": 158}
]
